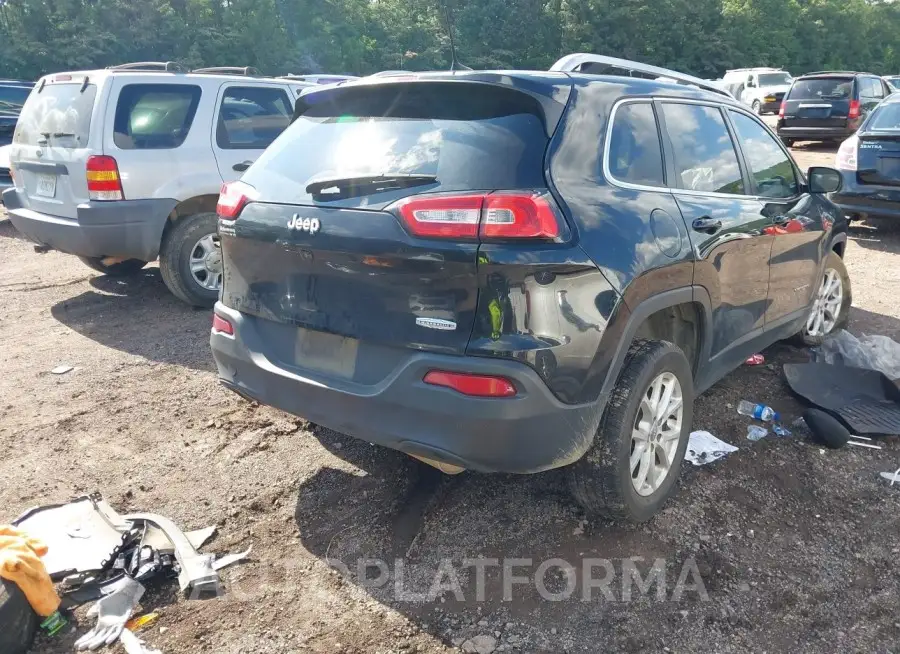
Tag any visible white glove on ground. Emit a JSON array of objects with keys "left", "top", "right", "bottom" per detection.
[{"left": 74, "top": 576, "right": 145, "bottom": 650}]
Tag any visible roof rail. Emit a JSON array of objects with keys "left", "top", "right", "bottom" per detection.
[
  {"left": 725, "top": 67, "right": 782, "bottom": 73},
  {"left": 551, "top": 53, "right": 731, "bottom": 98},
  {"left": 107, "top": 62, "right": 187, "bottom": 73},
  {"left": 802, "top": 71, "right": 864, "bottom": 77},
  {"left": 192, "top": 66, "right": 261, "bottom": 77}
]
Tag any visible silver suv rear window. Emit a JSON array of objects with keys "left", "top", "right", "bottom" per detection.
[{"left": 14, "top": 82, "right": 97, "bottom": 148}]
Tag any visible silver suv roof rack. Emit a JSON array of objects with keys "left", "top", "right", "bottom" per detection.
[
  {"left": 550, "top": 53, "right": 731, "bottom": 99},
  {"left": 107, "top": 62, "right": 187, "bottom": 73},
  {"left": 192, "top": 66, "right": 261, "bottom": 77}
]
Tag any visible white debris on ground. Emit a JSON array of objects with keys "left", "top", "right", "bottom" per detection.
[
  {"left": 685, "top": 430, "right": 739, "bottom": 466},
  {"left": 817, "top": 330, "right": 900, "bottom": 379}
]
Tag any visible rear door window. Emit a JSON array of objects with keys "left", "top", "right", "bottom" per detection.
[
  {"left": 790, "top": 78, "right": 853, "bottom": 101},
  {"left": 14, "top": 82, "right": 97, "bottom": 148},
  {"left": 659, "top": 102, "right": 745, "bottom": 195},
  {"left": 242, "top": 82, "right": 550, "bottom": 208},
  {"left": 216, "top": 86, "right": 293, "bottom": 149},
  {"left": 729, "top": 111, "right": 798, "bottom": 199},
  {"left": 607, "top": 101, "right": 665, "bottom": 187},
  {"left": 114, "top": 84, "right": 202, "bottom": 150}
]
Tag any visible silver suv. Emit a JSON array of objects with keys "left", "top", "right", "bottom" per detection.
[{"left": 2, "top": 63, "right": 310, "bottom": 306}]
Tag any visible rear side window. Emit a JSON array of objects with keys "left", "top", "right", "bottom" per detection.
[
  {"left": 607, "top": 102, "right": 665, "bottom": 187},
  {"left": 216, "top": 86, "right": 292, "bottom": 149},
  {"left": 14, "top": 83, "right": 97, "bottom": 148},
  {"left": 243, "top": 83, "right": 550, "bottom": 207},
  {"left": 790, "top": 78, "right": 853, "bottom": 101},
  {"left": 660, "top": 103, "right": 745, "bottom": 195},
  {"left": 863, "top": 78, "right": 884, "bottom": 99},
  {"left": 114, "top": 84, "right": 201, "bottom": 150},
  {"left": 729, "top": 112, "right": 798, "bottom": 199}
]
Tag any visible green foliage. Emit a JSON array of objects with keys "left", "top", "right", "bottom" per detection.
[{"left": 1, "top": 0, "right": 899, "bottom": 79}]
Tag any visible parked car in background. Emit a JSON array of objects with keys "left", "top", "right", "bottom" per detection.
[
  {"left": 210, "top": 54, "right": 850, "bottom": 523},
  {"left": 0, "top": 80, "right": 34, "bottom": 147},
  {"left": 2, "top": 63, "right": 310, "bottom": 306},
  {"left": 722, "top": 67, "right": 792, "bottom": 114},
  {"left": 832, "top": 93, "right": 900, "bottom": 220},
  {"left": 0, "top": 144, "right": 12, "bottom": 199},
  {"left": 777, "top": 71, "right": 891, "bottom": 146},
  {"left": 884, "top": 75, "right": 900, "bottom": 91}
]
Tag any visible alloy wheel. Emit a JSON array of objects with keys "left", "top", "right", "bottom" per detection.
[
  {"left": 189, "top": 233, "right": 223, "bottom": 291},
  {"left": 806, "top": 268, "right": 843, "bottom": 337},
  {"left": 630, "top": 371, "right": 683, "bottom": 497}
]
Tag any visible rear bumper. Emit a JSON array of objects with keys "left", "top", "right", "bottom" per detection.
[
  {"left": 776, "top": 125, "right": 856, "bottom": 142},
  {"left": 209, "top": 303, "right": 601, "bottom": 474},
  {"left": 1, "top": 188, "right": 176, "bottom": 261},
  {"left": 830, "top": 176, "right": 900, "bottom": 219}
]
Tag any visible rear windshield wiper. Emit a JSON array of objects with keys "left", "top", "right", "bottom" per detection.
[{"left": 305, "top": 173, "right": 438, "bottom": 197}]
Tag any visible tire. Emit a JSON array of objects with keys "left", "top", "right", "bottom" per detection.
[
  {"left": 78, "top": 256, "right": 146, "bottom": 276},
  {"left": 0, "top": 579, "right": 38, "bottom": 654},
  {"left": 793, "top": 251, "right": 852, "bottom": 347},
  {"left": 568, "top": 339, "right": 694, "bottom": 523},
  {"left": 752, "top": 100, "right": 762, "bottom": 114},
  {"left": 781, "top": 137, "right": 795, "bottom": 147},
  {"left": 158, "top": 212, "right": 221, "bottom": 308}
]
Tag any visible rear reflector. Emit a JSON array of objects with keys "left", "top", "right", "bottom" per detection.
[
  {"left": 217, "top": 181, "right": 257, "bottom": 220},
  {"left": 212, "top": 314, "right": 234, "bottom": 335},
  {"left": 86, "top": 155, "right": 124, "bottom": 201},
  {"left": 423, "top": 370, "right": 517, "bottom": 397},
  {"left": 391, "top": 191, "right": 562, "bottom": 240}
]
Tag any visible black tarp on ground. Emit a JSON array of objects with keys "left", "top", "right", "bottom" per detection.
[{"left": 784, "top": 363, "right": 900, "bottom": 435}]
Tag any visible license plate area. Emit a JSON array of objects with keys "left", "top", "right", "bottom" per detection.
[
  {"left": 295, "top": 328, "right": 358, "bottom": 379},
  {"left": 35, "top": 173, "right": 57, "bottom": 198},
  {"left": 877, "top": 156, "right": 900, "bottom": 180}
]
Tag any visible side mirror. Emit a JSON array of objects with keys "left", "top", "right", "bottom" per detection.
[{"left": 808, "top": 166, "right": 843, "bottom": 194}]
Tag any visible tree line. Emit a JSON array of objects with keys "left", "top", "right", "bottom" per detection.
[{"left": 1, "top": 0, "right": 899, "bottom": 81}]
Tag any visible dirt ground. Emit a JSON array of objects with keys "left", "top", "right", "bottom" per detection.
[{"left": 3, "top": 139, "right": 900, "bottom": 654}]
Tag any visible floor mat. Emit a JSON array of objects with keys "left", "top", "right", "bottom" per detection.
[{"left": 783, "top": 363, "right": 900, "bottom": 435}]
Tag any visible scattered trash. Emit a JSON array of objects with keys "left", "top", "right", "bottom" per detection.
[
  {"left": 213, "top": 546, "right": 252, "bottom": 572},
  {"left": 75, "top": 576, "right": 144, "bottom": 651},
  {"left": 737, "top": 401, "right": 780, "bottom": 422},
  {"left": 785, "top": 363, "right": 900, "bottom": 436},
  {"left": 50, "top": 365, "right": 74, "bottom": 375},
  {"left": 744, "top": 354, "right": 765, "bottom": 366},
  {"left": 847, "top": 439, "right": 883, "bottom": 451},
  {"left": 816, "top": 330, "right": 900, "bottom": 380},
  {"left": 125, "top": 612, "right": 159, "bottom": 633},
  {"left": 120, "top": 629, "right": 163, "bottom": 654},
  {"left": 772, "top": 423, "right": 792, "bottom": 438},
  {"left": 880, "top": 469, "right": 900, "bottom": 486},
  {"left": 686, "top": 431, "right": 739, "bottom": 466},
  {"left": 747, "top": 425, "right": 768, "bottom": 441}
]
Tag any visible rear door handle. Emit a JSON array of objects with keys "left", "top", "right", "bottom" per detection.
[
  {"left": 232, "top": 161, "right": 253, "bottom": 172},
  {"left": 692, "top": 217, "right": 723, "bottom": 234}
]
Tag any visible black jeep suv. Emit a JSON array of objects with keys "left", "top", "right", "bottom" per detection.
[{"left": 210, "top": 54, "right": 851, "bottom": 522}]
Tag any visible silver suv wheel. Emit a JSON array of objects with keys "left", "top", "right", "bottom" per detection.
[{"left": 631, "top": 372, "right": 683, "bottom": 497}]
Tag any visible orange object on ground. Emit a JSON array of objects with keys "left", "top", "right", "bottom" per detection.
[{"left": 0, "top": 527, "right": 60, "bottom": 617}]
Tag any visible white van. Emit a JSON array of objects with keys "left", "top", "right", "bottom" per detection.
[{"left": 722, "top": 67, "right": 793, "bottom": 115}]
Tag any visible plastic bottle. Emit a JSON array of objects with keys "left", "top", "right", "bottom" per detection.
[
  {"left": 737, "top": 401, "right": 780, "bottom": 422},
  {"left": 747, "top": 425, "right": 768, "bottom": 441}
]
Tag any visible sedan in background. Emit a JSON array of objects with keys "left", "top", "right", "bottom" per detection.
[
  {"left": 0, "top": 80, "right": 34, "bottom": 147},
  {"left": 831, "top": 93, "right": 900, "bottom": 220}
]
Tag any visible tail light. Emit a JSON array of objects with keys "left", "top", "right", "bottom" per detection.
[
  {"left": 217, "top": 181, "right": 257, "bottom": 220},
  {"left": 86, "top": 155, "right": 124, "bottom": 201},
  {"left": 391, "top": 191, "right": 562, "bottom": 240},
  {"left": 423, "top": 371, "right": 517, "bottom": 397},
  {"left": 212, "top": 313, "right": 234, "bottom": 336},
  {"left": 778, "top": 101, "right": 786, "bottom": 118},
  {"left": 836, "top": 135, "right": 858, "bottom": 171},
  {"left": 848, "top": 100, "right": 861, "bottom": 120}
]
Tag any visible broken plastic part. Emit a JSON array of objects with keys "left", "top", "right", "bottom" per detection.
[
  {"left": 141, "top": 525, "right": 216, "bottom": 556},
  {"left": 120, "top": 628, "right": 162, "bottom": 654},
  {"left": 212, "top": 545, "right": 252, "bottom": 571},
  {"left": 880, "top": 469, "right": 900, "bottom": 485},
  {"left": 124, "top": 514, "right": 219, "bottom": 598}
]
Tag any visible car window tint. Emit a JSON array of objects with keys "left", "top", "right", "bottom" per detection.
[
  {"left": 729, "top": 112, "right": 798, "bottom": 199},
  {"left": 790, "top": 78, "right": 853, "bottom": 101},
  {"left": 607, "top": 102, "right": 664, "bottom": 187},
  {"left": 217, "top": 87, "right": 292, "bottom": 149},
  {"left": 114, "top": 84, "right": 201, "bottom": 150},
  {"left": 660, "top": 103, "right": 744, "bottom": 195}
]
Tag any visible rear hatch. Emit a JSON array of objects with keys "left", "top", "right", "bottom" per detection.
[
  {"left": 220, "top": 79, "right": 565, "bottom": 362},
  {"left": 782, "top": 76, "right": 854, "bottom": 128},
  {"left": 11, "top": 76, "right": 100, "bottom": 219},
  {"left": 858, "top": 103, "right": 900, "bottom": 186}
]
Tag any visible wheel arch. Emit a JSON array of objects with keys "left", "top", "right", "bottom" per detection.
[
  {"left": 161, "top": 194, "right": 220, "bottom": 242},
  {"left": 830, "top": 231, "right": 847, "bottom": 258},
  {"left": 598, "top": 287, "right": 713, "bottom": 407}
]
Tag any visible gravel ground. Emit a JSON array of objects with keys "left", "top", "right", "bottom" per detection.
[{"left": 2, "top": 140, "right": 900, "bottom": 654}]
